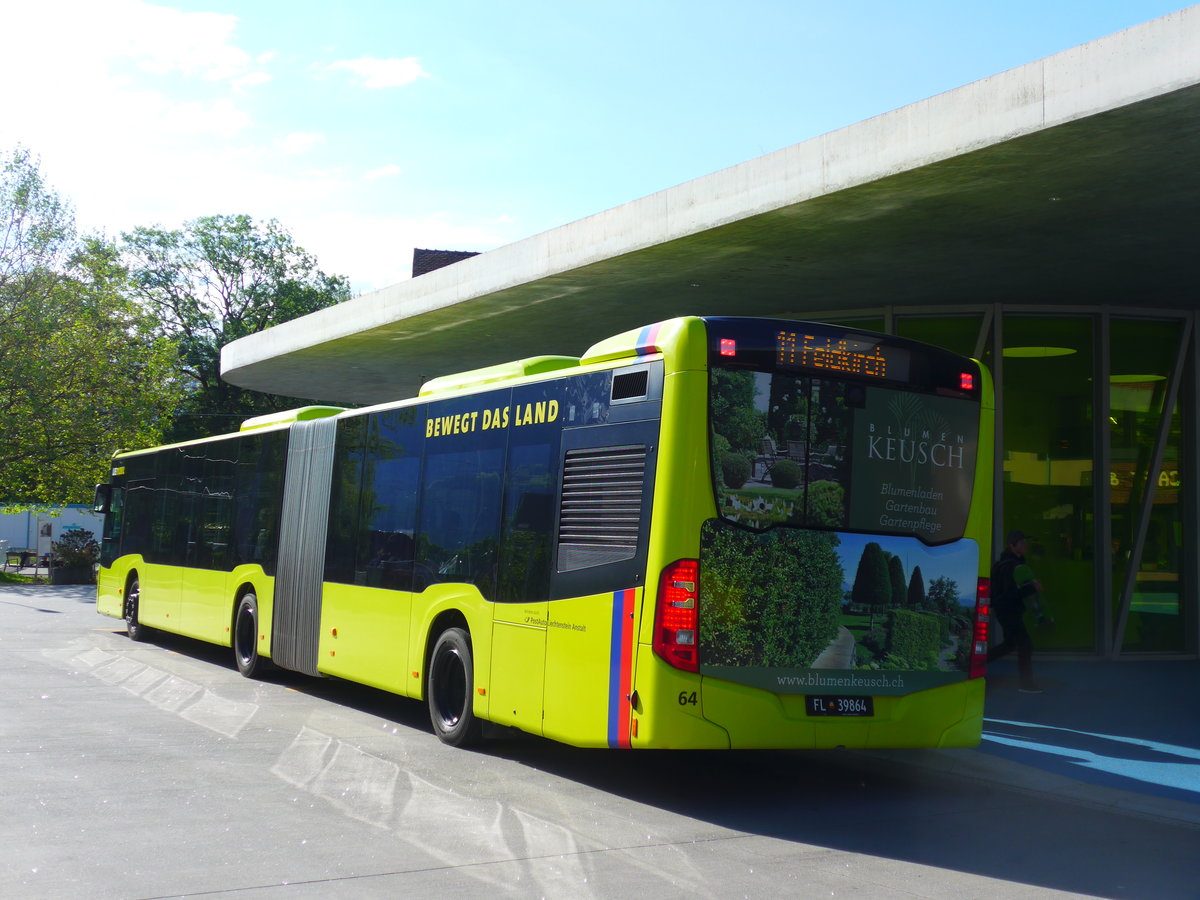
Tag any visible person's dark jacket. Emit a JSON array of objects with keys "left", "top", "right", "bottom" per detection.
[{"left": 991, "top": 548, "right": 1037, "bottom": 615}]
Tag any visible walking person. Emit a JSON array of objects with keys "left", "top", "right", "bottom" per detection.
[{"left": 987, "top": 530, "right": 1043, "bottom": 693}]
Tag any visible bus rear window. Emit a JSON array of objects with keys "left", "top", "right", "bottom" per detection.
[{"left": 710, "top": 367, "right": 979, "bottom": 544}]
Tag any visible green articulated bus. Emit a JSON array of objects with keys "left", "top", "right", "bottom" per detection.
[{"left": 96, "top": 316, "right": 994, "bottom": 749}]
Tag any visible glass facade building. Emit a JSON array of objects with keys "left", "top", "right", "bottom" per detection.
[{"left": 816, "top": 306, "right": 1196, "bottom": 659}]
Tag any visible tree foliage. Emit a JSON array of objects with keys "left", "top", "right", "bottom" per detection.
[
  {"left": 926, "top": 575, "right": 960, "bottom": 614},
  {"left": 851, "top": 541, "right": 891, "bottom": 626},
  {"left": 710, "top": 368, "right": 764, "bottom": 456},
  {"left": 122, "top": 214, "right": 351, "bottom": 442},
  {"left": 0, "top": 148, "right": 181, "bottom": 504},
  {"left": 887, "top": 553, "right": 907, "bottom": 610},
  {"left": 907, "top": 565, "right": 926, "bottom": 609}
]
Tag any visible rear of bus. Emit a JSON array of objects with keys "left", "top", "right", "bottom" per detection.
[{"left": 643, "top": 316, "right": 992, "bottom": 749}]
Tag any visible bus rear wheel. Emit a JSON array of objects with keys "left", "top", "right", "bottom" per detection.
[
  {"left": 428, "top": 627, "right": 482, "bottom": 747},
  {"left": 124, "top": 578, "right": 150, "bottom": 642},
  {"left": 234, "top": 593, "right": 267, "bottom": 678}
]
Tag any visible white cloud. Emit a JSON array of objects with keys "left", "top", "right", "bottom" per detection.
[
  {"left": 364, "top": 164, "right": 403, "bottom": 181},
  {"left": 0, "top": 3, "right": 493, "bottom": 298},
  {"left": 2, "top": 1, "right": 269, "bottom": 155},
  {"left": 287, "top": 210, "right": 511, "bottom": 294},
  {"left": 276, "top": 132, "right": 326, "bottom": 155},
  {"left": 10, "top": 1, "right": 257, "bottom": 82},
  {"left": 126, "top": 3, "right": 251, "bottom": 80},
  {"left": 160, "top": 98, "right": 255, "bottom": 138},
  {"left": 325, "top": 57, "right": 429, "bottom": 89},
  {"left": 233, "top": 72, "right": 273, "bottom": 91}
]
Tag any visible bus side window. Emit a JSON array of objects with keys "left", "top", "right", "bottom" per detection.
[
  {"left": 323, "top": 416, "right": 368, "bottom": 586},
  {"left": 357, "top": 408, "right": 423, "bottom": 591},
  {"left": 497, "top": 441, "right": 556, "bottom": 603},
  {"left": 99, "top": 485, "right": 124, "bottom": 567},
  {"left": 417, "top": 393, "right": 509, "bottom": 598}
]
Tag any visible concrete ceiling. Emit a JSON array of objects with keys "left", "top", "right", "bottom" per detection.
[{"left": 221, "top": 9, "right": 1200, "bottom": 406}]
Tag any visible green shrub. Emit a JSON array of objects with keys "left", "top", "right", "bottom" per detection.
[
  {"left": 698, "top": 523, "right": 843, "bottom": 668},
  {"left": 52, "top": 529, "right": 99, "bottom": 567},
  {"left": 885, "top": 609, "right": 941, "bottom": 670},
  {"left": 808, "top": 480, "right": 845, "bottom": 526},
  {"left": 769, "top": 459, "right": 801, "bottom": 489},
  {"left": 720, "top": 452, "right": 752, "bottom": 489}
]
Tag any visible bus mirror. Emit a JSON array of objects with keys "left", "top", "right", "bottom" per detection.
[{"left": 93, "top": 483, "right": 111, "bottom": 515}]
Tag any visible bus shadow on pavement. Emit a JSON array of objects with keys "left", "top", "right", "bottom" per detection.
[
  {"left": 487, "top": 737, "right": 1199, "bottom": 899},
  {"left": 97, "top": 623, "right": 1200, "bottom": 900}
]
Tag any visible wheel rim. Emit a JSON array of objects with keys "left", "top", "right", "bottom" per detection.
[
  {"left": 235, "top": 604, "right": 255, "bottom": 667},
  {"left": 432, "top": 647, "right": 467, "bottom": 729},
  {"left": 124, "top": 584, "right": 139, "bottom": 627}
]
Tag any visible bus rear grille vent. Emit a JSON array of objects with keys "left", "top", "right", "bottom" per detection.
[
  {"left": 611, "top": 370, "right": 649, "bottom": 402},
  {"left": 558, "top": 444, "right": 646, "bottom": 571}
]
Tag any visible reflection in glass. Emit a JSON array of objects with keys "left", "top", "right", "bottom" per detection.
[
  {"left": 1000, "top": 317, "right": 1095, "bottom": 651},
  {"left": 710, "top": 366, "right": 979, "bottom": 543},
  {"left": 896, "top": 316, "right": 983, "bottom": 360},
  {"left": 1110, "top": 319, "right": 1187, "bottom": 652},
  {"left": 710, "top": 370, "right": 850, "bottom": 531}
]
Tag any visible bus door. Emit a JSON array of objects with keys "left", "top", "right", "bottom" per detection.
[
  {"left": 487, "top": 384, "right": 558, "bottom": 734},
  {"left": 133, "top": 454, "right": 184, "bottom": 629}
]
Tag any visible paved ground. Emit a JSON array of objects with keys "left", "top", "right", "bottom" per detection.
[
  {"left": 2, "top": 583, "right": 1198, "bottom": 899},
  {"left": 860, "top": 655, "right": 1200, "bottom": 829}
]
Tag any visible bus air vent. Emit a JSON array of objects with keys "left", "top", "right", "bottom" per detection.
[
  {"left": 611, "top": 369, "right": 649, "bottom": 402},
  {"left": 557, "top": 444, "right": 647, "bottom": 572}
]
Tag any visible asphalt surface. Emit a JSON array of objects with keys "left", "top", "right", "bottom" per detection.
[{"left": 3, "top": 583, "right": 1198, "bottom": 899}]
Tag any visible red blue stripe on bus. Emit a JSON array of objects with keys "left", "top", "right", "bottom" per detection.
[
  {"left": 607, "top": 588, "right": 636, "bottom": 748},
  {"left": 635, "top": 322, "right": 663, "bottom": 356}
]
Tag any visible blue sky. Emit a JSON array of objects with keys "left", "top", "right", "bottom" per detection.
[
  {"left": 3, "top": 1, "right": 1189, "bottom": 293},
  {"left": 834, "top": 531, "right": 980, "bottom": 607}
]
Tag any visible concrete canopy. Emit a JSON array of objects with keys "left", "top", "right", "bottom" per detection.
[{"left": 221, "top": 9, "right": 1200, "bottom": 407}]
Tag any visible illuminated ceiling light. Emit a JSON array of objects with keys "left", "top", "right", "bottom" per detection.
[
  {"left": 1110, "top": 374, "right": 1166, "bottom": 383},
  {"left": 1002, "top": 346, "right": 1076, "bottom": 358}
]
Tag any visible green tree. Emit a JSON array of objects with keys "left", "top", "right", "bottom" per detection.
[
  {"left": 709, "top": 369, "right": 764, "bottom": 456},
  {"left": 907, "top": 565, "right": 926, "bottom": 610},
  {"left": 1, "top": 148, "right": 180, "bottom": 504},
  {"left": 887, "top": 553, "right": 907, "bottom": 610},
  {"left": 851, "top": 541, "right": 891, "bottom": 628},
  {"left": 926, "top": 575, "right": 960, "bottom": 614},
  {"left": 766, "top": 373, "right": 806, "bottom": 442},
  {"left": 122, "top": 214, "right": 351, "bottom": 442}
]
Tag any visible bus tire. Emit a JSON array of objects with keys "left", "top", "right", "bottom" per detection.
[
  {"left": 234, "top": 592, "right": 268, "bottom": 678},
  {"left": 427, "top": 627, "right": 482, "bottom": 747},
  {"left": 124, "top": 577, "right": 151, "bottom": 642}
]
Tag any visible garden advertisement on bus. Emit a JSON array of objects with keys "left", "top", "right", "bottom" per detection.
[{"left": 703, "top": 368, "right": 981, "bottom": 695}]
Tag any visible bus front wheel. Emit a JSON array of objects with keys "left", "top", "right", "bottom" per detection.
[
  {"left": 124, "top": 578, "right": 150, "bottom": 642},
  {"left": 234, "top": 593, "right": 267, "bottom": 678},
  {"left": 427, "top": 627, "right": 482, "bottom": 747}
]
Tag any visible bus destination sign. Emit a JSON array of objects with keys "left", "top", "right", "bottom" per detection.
[{"left": 775, "top": 329, "right": 910, "bottom": 382}]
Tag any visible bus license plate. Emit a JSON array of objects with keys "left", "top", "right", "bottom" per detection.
[{"left": 806, "top": 695, "right": 874, "bottom": 717}]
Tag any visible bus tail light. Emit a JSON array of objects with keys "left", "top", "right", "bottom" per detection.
[
  {"left": 654, "top": 559, "right": 699, "bottom": 672},
  {"left": 970, "top": 577, "right": 990, "bottom": 679}
]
